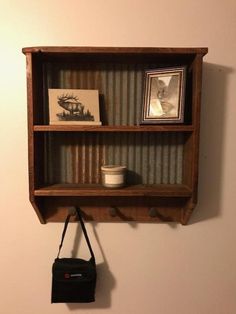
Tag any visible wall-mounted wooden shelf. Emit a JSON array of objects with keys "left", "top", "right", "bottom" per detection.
[{"left": 23, "top": 46, "right": 207, "bottom": 224}]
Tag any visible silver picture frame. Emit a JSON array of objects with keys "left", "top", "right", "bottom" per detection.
[{"left": 141, "top": 67, "right": 186, "bottom": 124}]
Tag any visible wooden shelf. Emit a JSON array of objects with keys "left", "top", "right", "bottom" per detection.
[
  {"left": 33, "top": 125, "right": 194, "bottom": 132},
  {"left": 34, "top": 184, "right": 192, "bottom": 197},
  {"left": 23, "top": 46, "right": 207, "bottom": 224}
]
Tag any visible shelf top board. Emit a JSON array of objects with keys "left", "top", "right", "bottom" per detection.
[{"left": 22, "top": 46, "right": 208, "bottom": 56}]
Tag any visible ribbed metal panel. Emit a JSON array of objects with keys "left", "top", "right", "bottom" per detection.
[
  {"left": 45, "top": 132, "right": 184, "bottom": 185},
  {"left": 43, "top": 62, "right": 185, "bottom": 186},
  {"left": 105, "top": 132, "right": 184, "bottom": 185},
  {"left": 45, "top": 62, "right": 145, "bottom": 126}
]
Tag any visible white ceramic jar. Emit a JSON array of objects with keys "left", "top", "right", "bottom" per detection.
[{"left": 101, "top": 165, "right": 126, "bottom": 188}]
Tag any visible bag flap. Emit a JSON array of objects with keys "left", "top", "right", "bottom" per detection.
[{"left": 52, "top": 258, "right": 96, "bottom": 281}]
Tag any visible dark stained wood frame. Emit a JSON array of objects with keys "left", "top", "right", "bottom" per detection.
[{"left": 22, "top": 46, "right": 208, "bottom": 224}]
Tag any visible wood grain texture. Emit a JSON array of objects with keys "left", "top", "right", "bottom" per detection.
[
  {"left": 33, "top": 125, "right": 194, "bottom": 132},
  {"left": 22, "top": 46, "right": 208, "bottom": 55},
  {"left": 34, "top": 184, "right": 192, "bottom": 197}
]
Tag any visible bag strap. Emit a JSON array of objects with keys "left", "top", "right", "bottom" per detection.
[{"left": 57, "top": 207, "right": 95, "bottom": 262}]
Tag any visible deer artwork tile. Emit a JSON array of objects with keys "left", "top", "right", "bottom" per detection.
[{"left": 48, "top": 89, "right": 101, "bottom": 125}]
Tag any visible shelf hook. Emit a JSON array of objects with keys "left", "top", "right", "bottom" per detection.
[
  {"left": 109, "top": 207, "right": 118, "bottom": 217},
  {"left": 149, "top": 207, "right": 158, "bottom": 218},
  {"left": 68, "top": 206, "right": 77, "bottom": 216}
]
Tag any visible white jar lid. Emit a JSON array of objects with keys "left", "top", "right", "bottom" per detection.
[{"left": 101, "top": 165, "right": 126, "bottom": 172}]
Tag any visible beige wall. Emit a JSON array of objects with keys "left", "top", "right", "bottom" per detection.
[{"left": 1, "top": 0, "right": 236, "bottom": 313}]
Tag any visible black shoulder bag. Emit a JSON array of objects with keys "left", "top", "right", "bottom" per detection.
[{"left": 51, "top": 207, "right": 96, "bottom": 303}]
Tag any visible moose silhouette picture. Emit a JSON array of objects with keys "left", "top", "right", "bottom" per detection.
[{"left": 48, "top": 89, "right": 101, "bottom": 125}]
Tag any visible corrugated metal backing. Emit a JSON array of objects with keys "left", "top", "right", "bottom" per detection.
[
  {"left": 44, "top": 63, "right": 184, "bottom": 185},
  {"left": 45, "top": 62, "right": 145, "bottom": 126},
  {"left": 45, "top": 132, "right": 184, "bottom": 185}
]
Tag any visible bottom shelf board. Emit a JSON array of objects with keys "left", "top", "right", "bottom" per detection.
[{"left": 34, "top": 183, "right": 192, "bottom": 197}]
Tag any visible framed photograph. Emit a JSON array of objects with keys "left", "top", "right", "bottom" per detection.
[
  {"left": 48, "top": 89, "right": 101, "bottom": 125},
  {"left": 141, "top": 67, "right": 186, "bottom": 124}
]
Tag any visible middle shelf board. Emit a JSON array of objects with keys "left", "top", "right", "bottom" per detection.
[
  {"left": 34, "top": 184, "right": 192, "bottom": 197},
  {"left": 33, "top": 125, "right": 194, "bottom": 132}
]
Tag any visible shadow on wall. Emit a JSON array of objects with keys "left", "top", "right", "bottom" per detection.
[
  {"left": 67, "top": 222, "right": 116, "bottom": 310},
  {"left": 190, "top": 62, "right": 234, "bottom": 224}
]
